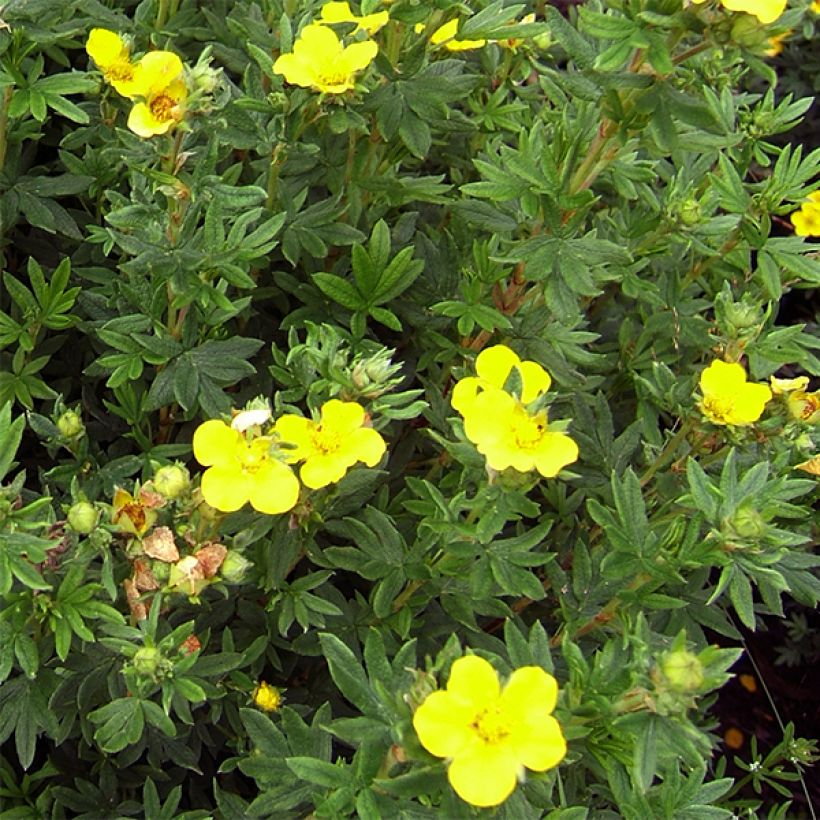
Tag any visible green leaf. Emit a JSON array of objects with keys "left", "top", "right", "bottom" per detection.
[
  {"left": 318, "top": 633, "right": 380, "bottom": 715},
  {"left": 313, "top": 273, "right": 366, "bottom": 311},
  {"left": 285, "top": 757, "right": 351, "bottom": 789}
]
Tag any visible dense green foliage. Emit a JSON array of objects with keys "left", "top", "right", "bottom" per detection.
[{"left": 0, "top": 0, "right": 818, "bottom": 816}]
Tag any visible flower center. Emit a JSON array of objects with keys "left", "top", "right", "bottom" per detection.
[
  {"left": 510, "top": 407, "right": 547, "bottom": 450},
  {"left": 105, "top": 62, "right": 134, "bottom": 82},
  {"left": 316, "top": 64, "right": 351, "bottom": 88},
  {"left": 471, "top": 704, "right": 510, "bottom": 745},
  {"left": 238, "top": 438, "right": 272, "bottom": 474},
  {"left": 703, "top": 395, "right": 734, "bottom": 423},
  {"left": 313, "top": 426, "right": 342, "bottom": 455},
  {"left": 150, "top": 93, "right": 177, "bottom": 122}
]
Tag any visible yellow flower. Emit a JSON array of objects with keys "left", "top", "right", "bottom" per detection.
[
  {"left": 273, "top": 23, "right": 378, "bottom": 93},
  {"left": 812, "top": 0, "right": 820, "bottom": 13},
  {"left": 274, "top": 399, "right": 386, "bottom": 489},
  {"left": 318, "top": 1, "right": 389, "bottom": 35},
  {"left": 790, "top": 191, "right": 820, "bottom": 237},
  {"left": 412, "top": 655, "right": 566, "bottom": 807},
  {"left": 497, "top": 13, "right": 536, "bottom": 50},
  {"left": 126, "top": 51, "right": 187, "bottom": 137},
  {"left": 192, "top": 419, "right": 300, "bottom": 514},
  {"left": 690, "top": 0, "right": 787, "bottom": 23},
  {"left": 764, "top": 29, "right": 790, "bottom": 55},
  {"left": 698, "top": 360, "right": 772, "bottom": 426},
  {"left": 452, "top": 345, "right": 578, "bottom": 478},
  {"left": 786, "top": 390, "right": 820, "bottom": 424},
  {"left": 252, "top": 681, "right": 282, "bottom": 712},
  {"left": 111, "top": 486, "right": 162, "bottom": 536},
  {"left": 416, "top": 19, "right": 487, "bottom": 51},
  {"left": 85, "top": 28, "right": 142, "bottom": 98}
]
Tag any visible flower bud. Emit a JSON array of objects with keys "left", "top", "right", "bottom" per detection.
[
  {"left": 677, "top": 198, "right": 702, "bottom": 226},
  {"left": 661, "top": 650, "right": 704, "bottom": 693},
  {"left": 220, "top": 550, "right": 252, "bottom": 584},
  {"left": 67, "top": 501, "right": 99, "bottom": 534},
  {"left": 725, "top": 503, "right": 767, "bottom": 539},
  {"left": 153, "top": 464, "right": 190, "bottom": 499},
  {"left": 151, "top": 560, "right": 171, "bottom": 584},
  {"left": 730, "top": 16, "right": 768, "bottom": 50},
  {"left": 132, "top": 646, "right": 169, "bottom": 680},
  {"left": 56, "top": 410, "right": 84, "bottom": 439}
]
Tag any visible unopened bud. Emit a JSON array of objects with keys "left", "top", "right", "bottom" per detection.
[
  {"left": 726, "top": 504, "right": 767, "bottom": 539},
  {"left": 132, "top": 646, "right": 165, "bottom": 679},
  {"left": 220, "top": 550, "right": 252, "bottom": 584},
  {"left": 153, "top": 464, "right": 190, "bottom": 499},
  {"left": 56, "top": 410, "right": 84, "bottom": 439},
  {"left": 67, "top": 501, "right": 98, "bottom": 534},
  {"left": 661, "top": 650, "right": 704, "bottom": 693}
]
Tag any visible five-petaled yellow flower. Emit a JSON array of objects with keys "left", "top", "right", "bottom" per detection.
[
  {"left": 413, "top": 655, "right": 567, "bottom": 807},
  {"left": 790, "top": 191, "right": 820, "bottom": 237},
  {"left": 273, "top": 24, "right": 378, "bottom": 93},
  {"left": 453, "top": 345, "right": 579, "bottom": 478},
  {"left": 690, "top": 0, "right": 787, "bottom": 24},
  {"left": 126, "top": 51, "right": 188, "bottom": 137},
  {"left": 252, "top": 681, "right": 282, "bottom": 712},
  {"left": 698, "top": 360, "right": 772, "bottom": 426},
  {"left": 193, "top": 419, "right": 300, "bottom": 514},
  {"left": 415, "top": 19, "right": 487, "bottom": 51},
  {"left": 274, "top": 399, "right": 386, "bottom": 489},
  {"left": 85, "top": 28, "right": 142, "bottom": 98},
  {"left": 318, "top": 1, "right": 389, "bottom": 34}
]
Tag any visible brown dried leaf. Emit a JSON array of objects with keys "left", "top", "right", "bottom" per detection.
[
  {"left": 195, "top": 543, "right": 227, "bottom": 578},
  {"left": 133, "top": 559, "right": 159, "bottom": 592},
  {"left": 124, "top": 578, "right": 148, "bottom": 621},
  {"left": 143, "top": 526, "right": 180, "bottom": 562}
]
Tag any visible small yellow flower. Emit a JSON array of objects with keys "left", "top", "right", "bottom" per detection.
[
  {"left": 273, "top": 23, "right": 378, "bottom": 94},
  {"left": 497, "top": 13, "right": 536, "bottom": 50},
  {"left": 787, "top": 390, "right": 820, "bottom": 424},
  {"left": 274, "top": 399, "right": 386, "bottom": 489},
  {"left": 698, "top": 360, "right": 772, "bottom": 426},
  {"left": 812, "top": 0, "right": 820, "bottom": 13},
  {"left": 413, "top": 655, "right": 566, "bottom": 807},
  {"left": 126, "top": 51, "right": 187, "bottom": 137},
  {"left": 770, "top": 375, "right": 810, "bottom": 394},
  {"left": 764, "top": 29, "right": 790, "bottom": 55},
  {"left": 253, "top": 681, "right": 282, "bottom": 712},
  {"left": 111, "top": 486, "right": 162, "bottom": 536},
  {"left": 452, "top": 345, "right": 578, "bottom": 478},
  {"left": 85, "top": 28, "right": 142, "bottom": 98},
  {"left": 318, "top": 1, "right": 389, "bottom": 35},
  {"left": 690, "top": 0, "right": 787, "bottom": 23},
  {"left": 790, "top": 191, "right": 820, "bottom": 237},
  {"left": 192, "top": 419, "right": 300, "bottom": 514},
  {"left": 416, "top": 19, "right": 487, "bottom": 51}
]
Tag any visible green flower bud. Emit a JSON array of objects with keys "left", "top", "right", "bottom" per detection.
[
  {"left": 725, "top": 504, "right": 767, "bottom": 539},
  {"left": 220, "top": 550, "right": 252, "bottom": 584},
  {"left": 661, "top": 650, "right": 704, "bottom": 693},
  {"left": 532, "top": 31, "right": 552, "bottom": 50},
  {"left": 67, "top": 501, "right": 99, "bottom": 534},
  {"left": 153, "top": 464, "right": 190, "bottom": 499},
  {"left": 56, "top": 410, "right": 84, "bottom": 439},
  {"left": 132, "top": 646, "right": 168, "bottom": 679},
  {"left": 151, "top": 560, "right": 171, "bottom": 584},
  {"left": 730, "top": 16, "right": 768, "bottom": 50},
  {"left": 677, "top": 198, "right": 702, "bottom": 226}
]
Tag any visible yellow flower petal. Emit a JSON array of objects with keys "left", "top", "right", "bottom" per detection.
[
  {"left": 447, "top": 743, "right": 519, "bottom": 807},
  {"left": 700, "top": 360, "right": 746, "bottom": 395},
  {"left": 320, "top": 399, "right": 366, "bottom": 436},
  {"left": 475, "top": 345, "right": 520, "bottom": 390},
  {"left": 532, "top": 432, "right": 579, "bottom": 478},
  {"left": 412, "top": 690, "right": 477, "bottom": 758},
  {"left": 272, "top": 53, "right": 318, "bottom": 88},
  {"left": 300, "top": 452, "right": 350, "bottom": 488},
  {"left": 86, "top": 28, "right": 129, "bottom": 68},
  {"left": 504, "top": 715, "right": 567, "bottom": 772},
  {"left": 296, "top": 22, "right": 345, "bottom": 59},
  {"left": 193, "top": 420, "right": 240, "bottom": 467},
  {"left": 770, "top": 375, "right": 810, "bottom": 394},
  {"left": 721, "top": 0, "right": 787, "bottom": 23},
  {"left": 320, "top": 1, "right": 356, "bottom": 23},
  {"left": 131, "top": 50, "right": 184, "bottom": 96},
  {"left": 446, "top": 656, "right": 500, "bottom": 709},
  {"left": 248, "top": 460, "right": 300, "bottom": 514},
  {"left": 345, "top": 427, "right": 386, "bottom": 467},
  {"left": 501, "top": 666, "right": 558, "bottom": 716},
  {"left": 451, "top": 376, "right": 482, "bottom": 416},
  {"left": 274, "top": 414, "right": 319, "bottom": 462},
  {"left": 201, "top": 464, "right": 252, "bottom": 512},
  {"left": 340, "top": 38, "right": 379, "bottom": 73},
  {"left": 518, "top": 360, "right": 552, "bottom": 404}
]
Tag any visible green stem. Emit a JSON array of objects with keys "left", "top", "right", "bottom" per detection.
[
  {"left": 155, "top": 0, "right": 170, "bottom": 30},
  {"left": 265, "top": 143, "right": 285, "bottom": 211},
  {"left": 0, "top": 86, "right": 13, "bottom": 176},
  {"left": 639, "top": 416, "right": 695, "bottom": 487}
]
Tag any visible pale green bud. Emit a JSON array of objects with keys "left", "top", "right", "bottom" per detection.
[
  {"left": 67, "top": 501, "right": 99, "bottom": 534},
  {"left": 661, "top": 650, "right": 704, "bottom": 693}
]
